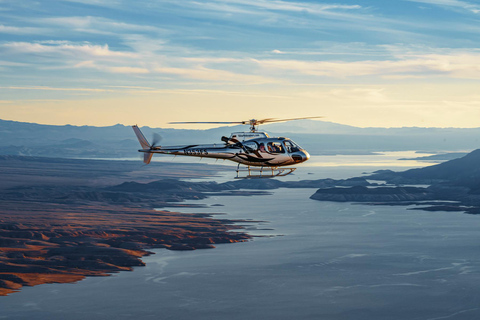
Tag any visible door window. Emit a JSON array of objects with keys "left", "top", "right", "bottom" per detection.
[{"left": 267, "top": 142, "right": 285, "bottom": 153}]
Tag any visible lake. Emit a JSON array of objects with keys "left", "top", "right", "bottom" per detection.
[{"left": 2, "top": 152, "right": 480, "bottom": 320}]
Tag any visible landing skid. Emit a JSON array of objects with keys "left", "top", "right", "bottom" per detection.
[{"left": 235, "top": 165, "right": 296, "bottom": 179}]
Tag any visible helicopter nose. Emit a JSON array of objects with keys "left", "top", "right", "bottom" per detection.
[
  {"left": 303, "top": 150, "right": 310, "bottom": 161},
  {"left": 292, "top": 151, "right": 310, "bottom": 163}
]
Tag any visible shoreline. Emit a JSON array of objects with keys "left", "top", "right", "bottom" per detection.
[
  {"left": 0, "top": 156, "right": 251, "bottom": 296},
  {"left": 0, "top": 199, "right": 252, "bottom": 296}
]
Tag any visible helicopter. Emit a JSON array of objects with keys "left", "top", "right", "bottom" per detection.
[{"left": 132, "top": 117, "right": 321, "bottom": 178}]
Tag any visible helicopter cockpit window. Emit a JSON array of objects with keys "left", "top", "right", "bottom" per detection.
[
  {"left": 284, "top": 140, "right": 301, "bottom": 153},
  {"left": 267, "top": 142, "right": 285, "bottom": 153}
]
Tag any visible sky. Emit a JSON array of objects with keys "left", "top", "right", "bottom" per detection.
[{"left": 1, "top": 0, "right": 480, "bottom": 128}]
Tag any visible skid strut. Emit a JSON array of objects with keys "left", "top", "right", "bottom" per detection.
[{"left": 235, "top": 165, "right": 296, "bottom": 179}]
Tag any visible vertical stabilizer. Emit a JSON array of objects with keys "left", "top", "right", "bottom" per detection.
[
  {"left": 132, "top": 125, "right": 151, "bottom": 149},
  {"left": 132, "top": 125, "right": 155, "bottom": 165}
]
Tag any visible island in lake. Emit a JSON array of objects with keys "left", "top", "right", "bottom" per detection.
[{"left": 310, "top": 149, "right": 480, "bottom": 214}]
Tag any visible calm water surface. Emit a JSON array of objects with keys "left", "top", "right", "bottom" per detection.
[{"left": 2, "top": 153, "right": 480, "bottom": 320}]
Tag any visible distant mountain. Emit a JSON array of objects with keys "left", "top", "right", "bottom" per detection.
[
  {"left": 0, "top": 119, "right": 241, "bottom": 159},
  {"left": 311, "top": 149, "right": 480, "bottom": 211},
  {"left": 263, "top": 120, "right": 360, "bottom": 134},
  {"left": 371, "top": 149, "right": 480, "bottom": 190},
  {"left": 265, "top": 120, "right": 480, "bottom": 137},
  {"left": 1, "top": 118, "right": 480, "bottom": 158},
  {"left": 399, "top": 152, "right": 468, "bottom": 161}
]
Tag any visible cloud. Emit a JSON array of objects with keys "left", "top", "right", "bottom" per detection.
[
  {"left": 106, "top": 66, "right": 150, "bottom": 74},
  {"left": 220, "top": 0, "right": 362, "bottom": 14},
  {"left": 16, "top": 15, "right": 167, "bottom": 43},
  {"left": 0, "top": 60, "right": 28, "bottom": 67},
  {"left": 56, "top": 0, "right": 122, "bottom": 7},
  {"left": 178, "top": 0, "right": 362, "bottom": 18},
  {"left": 4, "top": 39, "right": 480, "bottom": 84},
  {"left": 0, "top": 40, "right": 272, "bottom": 83},
  {"left": 2, "top": 42, "right": 136, "bottom": 58},
  {"left": 130, "top": 88, "right": 292, "bottom": 99},
  {"left": 407, "top": 0, "right": 480, "bottom": 14},
  {"left": 0, "top": 86, "right": 112, "bottom": 92},
  {"left": 0, "top": 24, "right": 45, "bottom": 35},
  {"left": 154, "top": 66, "right": 278, "bottom": 84},
  {"left": 253, "top": 51, "right": 480, "bottom": 79},
  {"left": 299, "top": 87, "right": 389, "bottom": 104},
  {"left": 37, "top": 16, "right": 165, "bottom": 35}
]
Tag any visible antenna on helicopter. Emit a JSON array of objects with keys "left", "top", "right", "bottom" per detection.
[{"left": 169, "top": 116, "right": 323, "bottom": 132}]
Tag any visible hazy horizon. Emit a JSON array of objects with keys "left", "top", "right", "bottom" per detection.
[{"left": 5, "top": 117, "right": 480, "bottom": 131}]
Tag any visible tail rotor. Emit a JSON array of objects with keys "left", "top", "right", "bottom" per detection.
[
  {"left": 151, "top": 132, "right": 163, "bottom": 149},
  {"left": 132, "top": 125, "right": 160, "bottom": 165}
]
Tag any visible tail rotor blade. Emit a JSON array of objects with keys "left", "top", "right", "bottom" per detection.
[{"left": 151, "top": 133, "right": 163, "bottom": 148}]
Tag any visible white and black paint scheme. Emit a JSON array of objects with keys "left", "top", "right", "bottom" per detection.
[{"left": 132, "top": 118, "right": 317, "bottom": 178}]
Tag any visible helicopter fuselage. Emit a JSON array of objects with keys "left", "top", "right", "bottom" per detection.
[{"left": 138, "top": 131, "right": 310, "bottom": 167}]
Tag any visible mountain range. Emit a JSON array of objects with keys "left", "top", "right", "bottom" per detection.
[{"left": 1, "top": 118, "right": 480, "bottom": 158}]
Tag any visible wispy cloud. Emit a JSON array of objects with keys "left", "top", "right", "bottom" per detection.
[
  {"left": 407, "top": 0, "right": 480, "bottom": 14},
  {"left": 2, "top": 42, "right": 136, "bottom": 58},
  {"left": 37, "top": 16, "right": 166, "bottom": 35},
  {"left": 154, "top": 66, "right": 278, "bottom": 84},
  {"left": 0, "top": 86, "right": 114, "bottom": 92},
  {"left": 56, "top": 0, "right": 123, "bottom": 7},
  {"left": 0, "top": 60, "right": 28, "bottom": 67},
  {"left": 0, "top": 24, "right": 45, "bottom": 35},
  {"left": 254, "top": 50, "right": 480, "bottom": 80},
  {"left": 0, "top": 39, "right": 276, "bottom": 84},
  {"left": 4, "top": 39, "right": 480, "bottom": 84},
  {"left": 184, "top": 0, "right": 362, "bottom": 15}
]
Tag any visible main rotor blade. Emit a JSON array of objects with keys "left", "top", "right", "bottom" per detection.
[
  {"left": 257, "top": 116, "right": 323, "bottom": 124},
  {"left": 169, "top": 121, "right": 244, "bottom": 124}
]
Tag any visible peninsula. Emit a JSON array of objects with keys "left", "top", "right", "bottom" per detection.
[{"left": 0, "top": 156, "right": 249, "bottom": 296}]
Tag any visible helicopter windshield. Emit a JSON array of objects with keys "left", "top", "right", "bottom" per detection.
[{"left": 283, "top": 140, "right": 303, "bottom": 153}]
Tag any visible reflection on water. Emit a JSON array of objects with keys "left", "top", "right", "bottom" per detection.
[
  {"left": 187, "top": 151, "right": 438, "bottom": 183},
  {"left": 305, "top": 151, "right": 437, "bottom": 168},
  {"left": 94, "top": 151, "right": 437, "bottom": 168},
  {"left": 3, "top": 155, "right": 480, "bottom": 320},
  {"left": 92, "top": 151, "right": 439, "bottom": 183}
]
